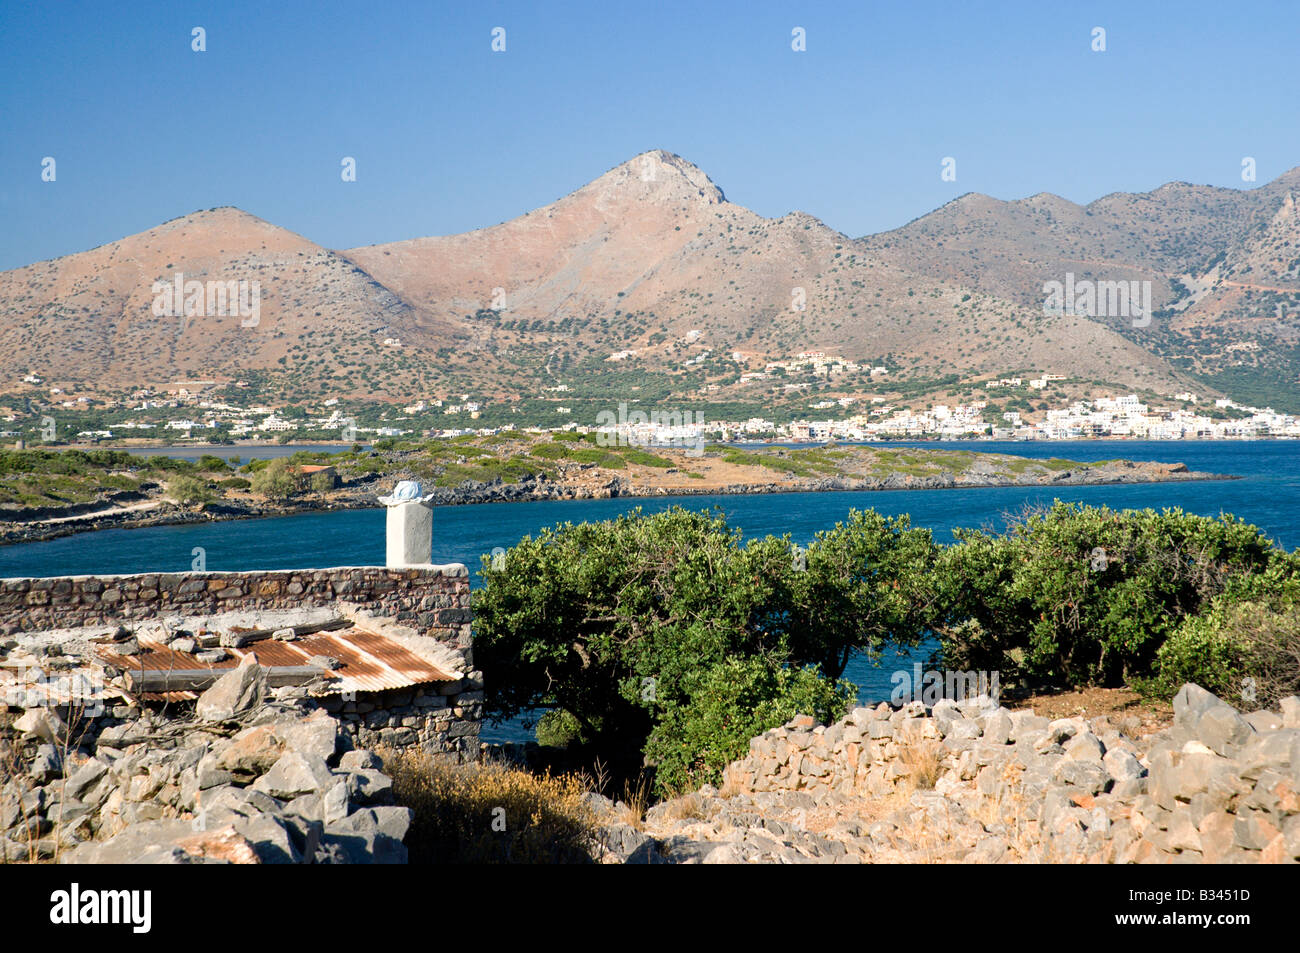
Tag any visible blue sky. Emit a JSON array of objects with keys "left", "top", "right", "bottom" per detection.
[{"left": 1, "top": 0, "right": 1297, "bottom": 271}]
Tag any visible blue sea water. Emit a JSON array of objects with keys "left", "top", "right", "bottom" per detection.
[{"left": 3, "top": 440, "right": 1298, "bottom": 742}]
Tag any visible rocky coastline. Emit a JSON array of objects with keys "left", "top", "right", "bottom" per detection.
[{"left": 0, "top": 459, "right": 1230, "bottom": 547}]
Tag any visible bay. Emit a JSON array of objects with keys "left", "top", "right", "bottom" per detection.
[{"left": 3, "top": 440, "right": 1298, "bottom": 743}]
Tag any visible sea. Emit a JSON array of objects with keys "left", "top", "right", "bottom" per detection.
[{"left": 4, "top": 440, "right": 1299, "bottom": 743}]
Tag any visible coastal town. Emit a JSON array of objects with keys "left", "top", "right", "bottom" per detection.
[{"left": 3, "top": 365, "right": 1299, "bottom": 449}]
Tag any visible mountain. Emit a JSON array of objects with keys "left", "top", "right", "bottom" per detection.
[
  {"left": 340, "top": 151, "right": 1186, "bottom": 398},
  {"left": 860, "top": 168, "right": 1300, "bottom": 407},
  {"left": 0, "top": 208, "right": 457, "bottom": 399},
  {"left": 2, "top": 151, "right": 1299, "bottom": 411}
]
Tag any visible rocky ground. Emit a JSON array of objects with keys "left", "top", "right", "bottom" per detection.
[
  {"left": 587, "top": 685, "right": 1300, "bottom": 864},
  {"left": 1, "top": 660, "right": 412, "bottom": 863},
  {"left": 6, "top": 650, "right": 1293, "bottom": 865}
]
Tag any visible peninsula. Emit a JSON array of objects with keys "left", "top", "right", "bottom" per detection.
[{"left": 0, "top": 436, "right": 1228, "bottom": 545}]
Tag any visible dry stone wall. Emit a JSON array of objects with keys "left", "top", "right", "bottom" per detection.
[{"left": 592, "top": 684, "right": 1300, "bottom": 864}]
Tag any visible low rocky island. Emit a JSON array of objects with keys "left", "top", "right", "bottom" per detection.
[{"left": 0, "top": 437, "right": 1229, "bottom": 545}]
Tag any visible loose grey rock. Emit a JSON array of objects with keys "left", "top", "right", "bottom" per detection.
[
  {"left": 62, "top": 758, "right": 109, "bottom": 801},
  {"left": 338, "top": 750, "right": 383, "bottom": 772},
  {"left": 1064, "top": 732, "right": 1106, "bottom": 762},
  {"left": 982, "top": 709, "right": 1013, "bottom": 746},
  {"left": 336, "top": 806, "right": 413, "bottom": 843},
  {"left": 251, "top": 751, "right": 334, "bottom": 800},
  {"left": 344, "top": 768, "right": 394, "bottom": 805},
  {"left": 1103, "top": 748, "right": 1144, "bottom": 783},
  {"left": 195, "top": 657, "right": 266, "bottom": 721}
]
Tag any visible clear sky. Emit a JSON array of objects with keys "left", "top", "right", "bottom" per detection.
[{"left": 1, "top": 0, "right": 1297, "bottom": 271}]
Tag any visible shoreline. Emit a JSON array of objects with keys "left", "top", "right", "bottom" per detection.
[
  {"left": 0, "top": 464, "right": 1235, "bottom": 548},
  {"left": 48, "top": 435, "right": 1300, "bottom": 456}
]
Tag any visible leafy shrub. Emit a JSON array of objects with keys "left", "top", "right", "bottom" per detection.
[
  {"left": 218, "top": 477, "right": 251, "bottom": 490},
  {"left": 101, "top": 474, "right": 141, "bottom": 492},
  {"left": 196, "top": 455, "right": 232, "bottom": 472},
  {"left": 618, "top": 448, "right": 675, "bottom": 468},
  {"left": 530, "top": 442, "right": 572, "bottom": 460},
  {"left": 535, "top": 709, "right": 586, "bottom": 748},
  {"left": 1151, "top": 600, "right": 1300, "bottom": 707},
  {"left": 645, "top": 656, "right": 853, "bottom": 795},
  {"left": 570, "top": 448, "right": 626, "bottom": 468},
  {"left": 250, "top": 458, "right": 296, "bottom": 500},
  {"left": 474, "top": 506, "right": 931, "bottom": 794},
  {"left": 773, "top": 509, "right": 941, "bottom": 677},
  {"left": 144, "top": 455, "right": 196, "bottom": 472},
  {"left": 168, "top": 475, "right": 213, "bottom": 505},
  {"left": 936, "top": 502, "right": 1298, "bottom": 688},
  {"left": 382, "top": 750, "right": 595, "bottom": 863}
]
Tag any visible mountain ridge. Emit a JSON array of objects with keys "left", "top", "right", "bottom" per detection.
[{"left": 3, "top": 151, "right": 1299, "bottom": 410}]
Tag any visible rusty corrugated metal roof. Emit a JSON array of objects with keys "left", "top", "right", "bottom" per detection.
[{"left": 97, "top": 625, "right": 457, "bottom": 700}]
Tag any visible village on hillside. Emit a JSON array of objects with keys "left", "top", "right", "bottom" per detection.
[{"left": 2, "top": 361, "right": 1298, "bottom": 448}]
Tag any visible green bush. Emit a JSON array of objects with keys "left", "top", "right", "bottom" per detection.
[
  {"left": 168, "top": 475, "right": 213, "bottom": 505},
  {"left": 773, "top": 509, "right": 941, "bottom": 677},
  {"left": 645, "top": 656, "right": 853, "bottom": 795},
  {"left": 618, "top": 448, "right": 675, "bottom": 468},
  {"left": 535, "top": 709, "right": 586, "bottom": 748},
  {"left": 1148, "top": 604, "right": 1249, "bottom": 702},
  {"left": 250, "top": 458, "right": 296, "bottom": 500},
  {"left": 197, "top": 455, "right": 232, "bottom": 472},
  {"left": 1151, "top": 599, "right": 1300, "bottom": 707},
  {"left": 530, "top": 443, "right": 572, "bottom": 460},
  {"left": 473, "top": 506, "right": 935, "bottom": 794},
  {"left": 936, "top": 502, "right": 1300, "bottom": 688}
]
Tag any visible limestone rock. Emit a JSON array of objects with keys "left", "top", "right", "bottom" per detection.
[{"left": 195, "top": 656, "right": 267, "bottom": 721}]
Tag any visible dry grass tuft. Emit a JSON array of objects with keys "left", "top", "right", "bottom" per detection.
[
  {"left": 898, "top": 740, "right": 945, "bottom": 791},
  {"left": 380, "top": 748, "right": 598, "bottom": 864},
  {"left": 656, "top": 791, "right": 717, "bottom": 823},
  {"left": 615, "top": 773, "right": 653, "bottom": 829}
]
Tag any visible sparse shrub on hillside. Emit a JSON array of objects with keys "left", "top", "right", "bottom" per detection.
[
  {"left": 250, "top": 458, "right": 296, "bottom": 500},
  {"left": 168, "top": 475, "right": 213, "bottom": 506},
  {"left": 196, "top": 455, "right": 232, "bottom": 472}
]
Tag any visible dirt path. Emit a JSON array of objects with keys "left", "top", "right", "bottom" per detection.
[
  {"left": 34, "top": 500, "right": 162, "bottom": 525},
  {"left": 1219, "top": 279, "right": 1300, "bottom": 294}
]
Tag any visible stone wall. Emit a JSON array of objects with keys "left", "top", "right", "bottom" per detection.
[
  {"left": 585, "top": 684, "right": 1300, "bottom": 864},
  {"left": 309, "top": 680, "right": 484, "bottom": 763},
  {"left": 0, "top": 566, "right": 472, "bottom": 659},
  {"left": 703, "top": 685, "right": 1300, "bottom": 863}
]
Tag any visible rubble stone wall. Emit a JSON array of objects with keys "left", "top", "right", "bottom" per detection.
[
  {"left": 310, "top": 681, "right": 483, "bottom": 763},
  {"left": 710, "top": 686, "right": 1300, "bottom": 863}
]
